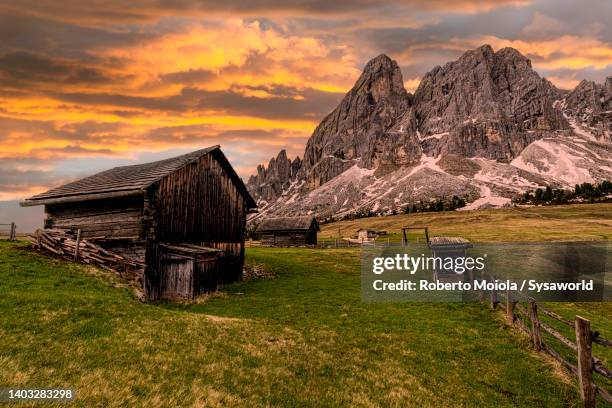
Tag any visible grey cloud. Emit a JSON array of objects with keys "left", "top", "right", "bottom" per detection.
[
  {"left": 0, "top": 14, "right": 151, "bottom": 58},
  {"left": 531, "top": 0, "right": 612, "bottom": 40},
  {"left": 0, "top": 116, "right": 130, "bottom": 145},
  {"left": 0, "top": 0, "right": 523, "bottom": 25},
  {"left": 160, "top": 69, "right": 218, "bottom": 85},
  {"left": 48, "top": 86, "right": 344, "bottom": 120},
  {"left": 0, "top": 51, "right": 125, "bottom": 85}
]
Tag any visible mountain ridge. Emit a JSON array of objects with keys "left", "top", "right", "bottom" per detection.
[{"left": 247, "top": 44, "right": 612, "bottom": 219}]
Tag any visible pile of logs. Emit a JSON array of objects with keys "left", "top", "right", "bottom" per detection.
[{"left": 27, "top": 228, "right": 143, "bottom": 272}]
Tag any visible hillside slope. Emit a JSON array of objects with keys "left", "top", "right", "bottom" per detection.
[{"left": 318, "top": 203, "right": 612, "bottom": 243}]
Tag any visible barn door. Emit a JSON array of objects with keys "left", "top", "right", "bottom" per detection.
[{"left": 159, "top": 252, "right": 195, "bottom": 299}]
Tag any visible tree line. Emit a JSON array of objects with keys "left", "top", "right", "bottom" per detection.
[
  {"left": 320, "top": 195, "right": 467, "bottom": 224},
  {"left": 512, "top": 181, "right": 612, "bottom": 205}
]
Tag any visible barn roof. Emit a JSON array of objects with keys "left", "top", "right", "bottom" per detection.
[
  {"left": 21, "top": 145, "right": 257, "bottom": 209},
  {"left": 256, "top": 216, "right": 319, "bottom": 232},
  {"left": 428, "top": 236, "right": 472, "bottom": 249}
]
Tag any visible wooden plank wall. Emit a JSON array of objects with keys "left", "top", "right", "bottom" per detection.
[
  {"left": 103, "top": 240, "right": 146, "bottom": 283},
  {"left": 155, "top": 253, "right": 221, "bottom": 300},
  {"left": 44, "top": 196, "right": 144, "bottom": 241},
  {"left": 153, "top": 152, "right": 247, "bottom": 293},
  {"left": 200, "top": 242, "right": 242, "bottom": 283},
  {"left": 155, "top": 153, "right": 246, "bottom": 243},
  {"left": 159, "top": 254, "right": 193, "bottom": 299},
  {"left": 194, "top": 256, "right": 220, "bottom": 296},
  {"left": 260, "top": 232, "right": 308, "bottom": 247},
  {"left": 44, "top": 196, "right": 148, "bottom": 287}
]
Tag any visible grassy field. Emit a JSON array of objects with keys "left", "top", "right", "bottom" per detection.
[
  {"left": 0, "top": 242, "right": 590, "bottom": 407},
  {"left": 319, "top": 203, "right": 612, "bottom": 243},
  {"left": 0, "top": 204, "right": 610, "bottom": 406}
]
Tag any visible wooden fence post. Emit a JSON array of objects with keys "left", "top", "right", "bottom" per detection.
[
  {"left": 575, "top": 316, "right": 596, "bottom": 408},
  {"left": 36, "top": 229, "right": 41, "bottom": 249},
  {"left": 10, "top": 222, "right": 16, "bottom": 241},
  {"left": 506, "top": 289, "right": 516, "bottom": 324},
  {"left": 490, "top": 275, "right": 499, "bottom": 310},
  {"left": 74, "top": 229, "right": 82, "bottom": 260},
  {"left": 528, "top": 301, "right": 542, "bottom": 351},
  {"left": 478, "top": 269, "right": 485, "bottom": 301}
]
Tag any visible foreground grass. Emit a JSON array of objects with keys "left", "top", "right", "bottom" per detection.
[
  {"left": 320, "top": 204, "right": 612, "bottom": 393},
  {"left": 0, "top": 241, "right": 589, "bottom": 407},
  {"left": 320, "top": 203, "right": 612, "bottom": 242}
]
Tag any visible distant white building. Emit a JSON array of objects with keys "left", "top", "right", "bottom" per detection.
[{"left": 357, "top": 229, "right": 378, "bottom": 241}]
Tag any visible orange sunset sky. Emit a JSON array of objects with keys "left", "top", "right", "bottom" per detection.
[{"left": 0, "top": 0, "right": 611, "bottom": 203}]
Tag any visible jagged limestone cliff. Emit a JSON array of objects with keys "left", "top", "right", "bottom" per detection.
[{"left": 247, "top": 45, "right": 612, "bottom": 218}]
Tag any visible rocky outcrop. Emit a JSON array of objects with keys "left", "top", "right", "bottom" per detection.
[
  {"left": 247, "top": 150, "right": 301, "bottom": 204},
  {"left": 298, "top": 54, "right": 416, "bottom": 190},
  {"left": 562, "top": 77, "right": 612, "bottom": 140},
  {"left": 414, "top": 45, "right": 567, "bottom": 161},
  {"left": 246, "top": 45, "right": 612, "bottom": 217}
]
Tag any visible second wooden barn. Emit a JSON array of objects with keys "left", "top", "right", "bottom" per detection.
[
  {"left": 21, "top": 145, "right": 257, "bottom": 300},
  {"left": 256, "top": 216, "right": 319, "bottom": 246}
]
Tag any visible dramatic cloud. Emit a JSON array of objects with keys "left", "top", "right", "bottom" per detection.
[
  {"left": 0, "top": 0, "right": 610, "bottom": 203},
  {"left": 0, "top": 1, "right": 530, "bottom": 25}
]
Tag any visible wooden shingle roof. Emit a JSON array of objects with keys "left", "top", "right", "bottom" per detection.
[
  {"left": 256, "top": 216, "right": 319, "bottom": 232},
  {"left": 428, "top": 236, "right": 472, "bottom": 249},
  {"left": 21, "top": 146, "right": 257, "bottom": 209}
]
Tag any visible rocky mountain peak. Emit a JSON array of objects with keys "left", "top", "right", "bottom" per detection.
[
  {"left": 355, "top": 53, "right": 406, "bottom": 102},
  {"left": 247, "top": 149, "right": 301, "bottom": 204},
  {"left": 297, "top": 53, "right": 413, "bottom": 190},
  {"left": 494, "top": 46, "right": 532, "bottom": 68},
  {"left": 414, "top": 44, "right": 567, "bottom": 161},
  {"left": 246, "top": 45, "right": 611, "bottom": 216},
  {"left": 463, "top": 43, "right": 494, "bottom": 61},
  {"left": 563, "top": 76, "right": 612, "bottom": 140}
]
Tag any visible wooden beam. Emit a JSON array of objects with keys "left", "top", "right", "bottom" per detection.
[
  {"left": 506, "top": 289, "right": 516, "bottom": 324},
  {"left": 74, "top": 229, "right": 82, "bottom": 260},
  {"left": 490, "top": 275, "right": 499, "bottom": 310},
  {"left": 20, "top": 189, "right": 144, "bottom": 207},
  {"left": 575, "top": 316, "right": 596, "bottom": 408},
  {"left": 529, "top": 301, "right": 542, "bottom": 351}
]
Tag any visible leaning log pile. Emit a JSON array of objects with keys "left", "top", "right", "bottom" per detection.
[{"left": 27, "top": 228, "right": 143, "bottom": 273}]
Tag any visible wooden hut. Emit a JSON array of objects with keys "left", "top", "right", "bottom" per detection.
[
  {"left": 256, "top": 216, "right": 319, "bottom": 246},
  {"left": 21, "top": 145, "right": 257, "bottom": 300},
  {"left": 357, "top": 228, "right": 378, "bottom": 241}
]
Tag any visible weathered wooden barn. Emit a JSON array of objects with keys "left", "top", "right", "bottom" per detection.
[
  {"left": 21, "top": 146, "right": 257, "bottom": 300},
  {"left": 256, "top": 216, "right": 319, "bottom": 246}
]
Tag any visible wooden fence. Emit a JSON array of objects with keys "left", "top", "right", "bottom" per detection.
[
  {"left": 0, "top": 222, "right": 16, "bottom": 241},
  {"left": 245, "top": 238, "right": 378, "bottom": 248},
  {"left": 490, "top": 288, "right": 611, "bottom": 407}
]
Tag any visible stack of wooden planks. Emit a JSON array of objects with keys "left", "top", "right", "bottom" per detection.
[{"left": 27, "top": 228, "right": 143, "bottom": 272}]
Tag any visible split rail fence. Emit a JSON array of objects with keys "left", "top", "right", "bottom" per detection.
[
  {"left": 488, "top": 288, "right": 611, "bottom": 407},
  {"left": 245, "top": 238, "right": 375, "bottom": 248},
  {"left": 0, "top": 222, "right": 16, "bottom": 241}
]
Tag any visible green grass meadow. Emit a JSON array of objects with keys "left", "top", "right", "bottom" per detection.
[
  {"left": 0, "top": 204, "right": 611, "bottom": 407},
  {"left": 319, "top": 203, "right": 612, "bottom": 243}
]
